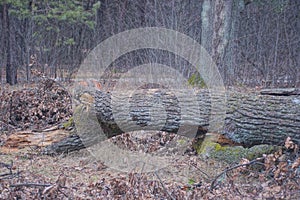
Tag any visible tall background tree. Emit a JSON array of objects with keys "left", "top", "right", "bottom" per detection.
[
  {"left": 0, "top": 0, "right": 299, "bottom": 87},
  {"left": 1, "top": 1, "right": 16, "bottom": 85},
  {"left": 93, "top": 0, "right": 299, "bottom": 88},
  {"left": 0, "top": 0, "right": 100, "bottom": 84}
]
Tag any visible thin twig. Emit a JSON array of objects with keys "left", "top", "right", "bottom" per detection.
[
  {"left": 0, "top": 161, "right": 21, "bottom": 180},
  {"left": 0, "top": 172, "right": 20, "bottom": 180},
  {"left": 0, "top": 161, "right": 12, "bottom": 169},
  {"left": 0, "top": 172, "right": 14, "bottom": 177},
  {"left": 186, "top": 161, "right": 211, "bottom": 181},
  {"left": 32, "top": 125, "right": 59, "bottom": 132},
  {"left": 210, "top": 157, "right": 264, "bottom": 191},
  {"left": 57, "top": 188, "right": 69, "bottom": 197},
  {"left": 154, "top": 171, "right": 176, "bottom": 200},
  {"left": 10, "top": 183, "right": 52, "bottom": 187},
  {"left": 0, "top": 120, "right": 16, "bottom": 129},
  {"left": 0, "top": 160, "right": 13, "bottom": 175}
]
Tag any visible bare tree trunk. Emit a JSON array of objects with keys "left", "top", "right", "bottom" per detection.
[
  {"left": 201, "top": 0, "right": 236, "bottom": 85},
  {"left": 0, "top": 4, "right": 3, "bottom": 84},
  {"left": 200, "top": 0, "right": 214, "bottom": 54},
  {"left": 2, "top": 3, "right": 17, "bottom": 85}
]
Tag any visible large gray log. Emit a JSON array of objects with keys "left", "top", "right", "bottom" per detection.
[
  {"left": 93, "top": 88, "right": 300, "bottom": 145},
  {"left": 44, "top": 88, "right": 300, "bottom": 154}
]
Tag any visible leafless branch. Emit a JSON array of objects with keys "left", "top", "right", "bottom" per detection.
[
  {"left": 210, "top": 157, "right": 264, "bottom": 191},
  {"left": 10, "top": 183, "right": 52, "bottom": 187},
  {"left": 154, "top": 171, "right": 176, "bottom": 200},
  {"left": 186, "top": 161, "right": 211, "bottom": 181}
]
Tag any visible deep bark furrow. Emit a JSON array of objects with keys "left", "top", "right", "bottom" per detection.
[{"left": 234, "top": 110, "right": 300, "bottom": 126}]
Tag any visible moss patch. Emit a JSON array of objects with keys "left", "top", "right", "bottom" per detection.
[
  {"left": 62, "top": 117, "right": 74, "bottom": 129},
  {"left": 198, "top": 140, "right": 279, "bottom": 164},
  {"left": 187, "top": 73, "right": 207, "bottom": 88}
]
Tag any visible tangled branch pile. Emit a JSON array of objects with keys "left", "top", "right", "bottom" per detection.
[{"left": 0, "top": 72, "right": 72, "bottom": 133}]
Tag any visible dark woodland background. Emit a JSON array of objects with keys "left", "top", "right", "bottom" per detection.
[{"left": 0, "top": 0, "right": 299, "bottom": 87}]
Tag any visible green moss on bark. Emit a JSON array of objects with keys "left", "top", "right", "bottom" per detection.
[{"left": 198, "top": 140, "right": 279, "bottom": 164}]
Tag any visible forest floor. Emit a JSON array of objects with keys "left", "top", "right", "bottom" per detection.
[
  {"left": 1, "top": 130, "right": 300, "bottom": 199},
  {"left": 0, "top": 80, "right": 300, "bottom": 199}
]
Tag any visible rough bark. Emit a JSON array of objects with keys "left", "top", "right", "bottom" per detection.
[
  {"left": 2, "top": 3, "right": 17, "bottom": 85},
  {"left": 225, "top": 89, "right": 300, "bottom": 145},
  {"left": 44, "top": 88, "right": 300, "bottom": 154},
  {"left": 93, "top": 88, "right": 300, "bottom": 146}
]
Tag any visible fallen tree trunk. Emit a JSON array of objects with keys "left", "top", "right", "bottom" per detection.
[
  {"left": 92, "top": 88, "right": 300, "bottom": 146},
  {"left": 44, "top": 88, "right": 300, "bottom": 154},
  {"left": 225, "top": 89, "right": 300, "bottom": 145}
]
